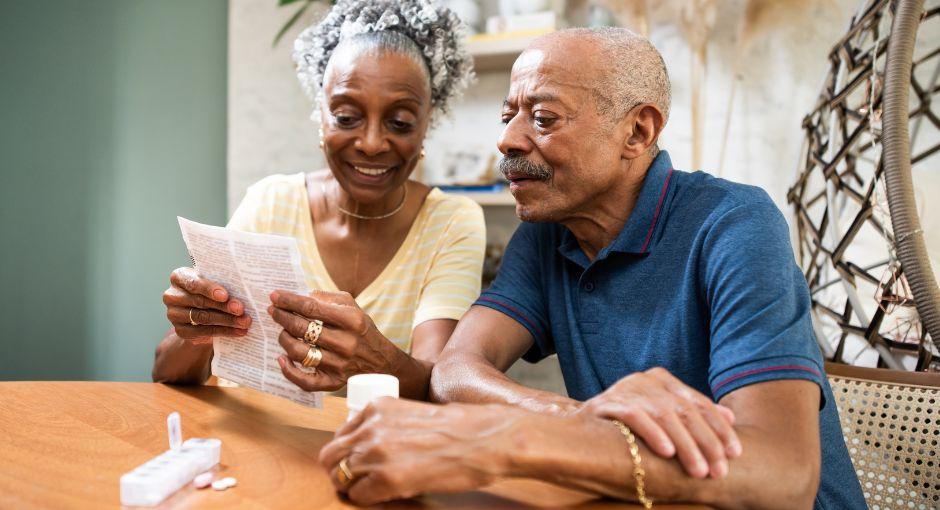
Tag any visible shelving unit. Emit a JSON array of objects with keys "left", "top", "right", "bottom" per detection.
[
  {"left": 447, "top": 190, "right": 516, "bottom": 206},
  {"left": 466, "top": 29, "right": 553, "bottom": 72}
]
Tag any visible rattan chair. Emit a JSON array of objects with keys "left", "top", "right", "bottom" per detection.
[{"left": 826, "top": 363, "right": 940, "bottom": 509}]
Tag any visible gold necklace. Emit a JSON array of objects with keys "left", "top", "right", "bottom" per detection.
[{"left": 323, "top": 181, "right": 407, "bottom": 220}]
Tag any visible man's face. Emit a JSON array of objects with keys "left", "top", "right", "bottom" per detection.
[{"left": 498, "top": 43, "right": 626, "bottom": 223}]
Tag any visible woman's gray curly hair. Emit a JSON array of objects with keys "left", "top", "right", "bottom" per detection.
[{"left": 293, "top": 0, "right": 474, "bottom": 121}]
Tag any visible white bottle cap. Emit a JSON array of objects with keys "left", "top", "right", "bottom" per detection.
[{"left": 346, "top": 374, "right": 399, "bottom": 416}]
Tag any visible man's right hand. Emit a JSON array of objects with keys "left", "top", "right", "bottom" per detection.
[
  {"left": 162, "top": 267, "right": 251, "bottom": 344},
  {"left": 577, "top": 367, "right": 742, "bottom": 480}
]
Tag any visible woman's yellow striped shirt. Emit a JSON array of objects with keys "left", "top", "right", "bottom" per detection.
[{"left": 226, "top": 173, "right": 486, "bottom": 352}]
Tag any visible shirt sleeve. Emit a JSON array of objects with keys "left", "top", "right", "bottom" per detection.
[
  {"left": 412, "top": 199, "right": 487, "bottom": 328},
  {"left": 225, "top": 181, "right": 269, "bottom": 233},
  {"left": 702, "top": 195, "right": 826, "bottom": 404},
  {"left": 474, "top": 222, "right": 553, "bottom": 363}
]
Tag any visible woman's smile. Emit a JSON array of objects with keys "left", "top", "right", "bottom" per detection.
[{"left": 345, "top": 161, "right": 400, "bottom": 185}]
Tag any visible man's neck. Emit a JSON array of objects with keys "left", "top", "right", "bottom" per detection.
[{"left": 562, "top": 157, "right": 651, "bottom": 261}]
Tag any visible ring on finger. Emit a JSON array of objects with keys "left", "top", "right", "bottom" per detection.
[
  {"left": 301, "top": 346, "right": 323, "bottom": 368},
  {"left": 304, "top": 319, "right": 323, "bottom": 346},
  {"left": 189, "top": 308, "right": 200, "bottom": 326},
  {"left": 337, "top": 457, "right": 356, "bottom": 485}
]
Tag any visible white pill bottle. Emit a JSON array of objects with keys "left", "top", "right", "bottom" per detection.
[{"left": 346, "top": 374, "right": 399, "bottom": 421}]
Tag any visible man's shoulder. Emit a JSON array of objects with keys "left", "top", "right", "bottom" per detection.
[
  {"left": 669, "top": 170, "right": 783, "bottom": 229},
  {"left": 673, "top": 170, "right": 775, "bottom": 214}
]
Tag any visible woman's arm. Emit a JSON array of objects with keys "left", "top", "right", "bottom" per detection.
[
  {"left": 152, "top": 329, "right": 213, "bottom": 384},
  {"left": 152, "top": 267, "right": 250, "bottom": 384}
]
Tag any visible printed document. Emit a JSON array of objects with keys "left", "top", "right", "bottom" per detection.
[{"left": 178, "top": 217, "right": 322, "bottom": 408}]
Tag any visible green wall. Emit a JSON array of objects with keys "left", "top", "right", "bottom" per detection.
[{"left": 0, "top": 0, "right": 228, "bottom": 381}]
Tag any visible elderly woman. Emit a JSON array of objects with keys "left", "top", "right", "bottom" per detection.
[{"left": 152, "top": 0, "right": 483, "bottom": 400}]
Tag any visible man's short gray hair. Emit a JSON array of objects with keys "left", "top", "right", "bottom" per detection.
[{"left": 560, "top": 27, "right": 671, "bottom": 126}]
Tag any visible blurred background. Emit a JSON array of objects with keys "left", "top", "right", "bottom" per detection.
[{"left": 1, "top": 0, "right": 936, "bottom": 384}]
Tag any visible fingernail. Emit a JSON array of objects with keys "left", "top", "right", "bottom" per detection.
[
  {"left": 213, "top": 289, "right": 227, "bottom": 301},
  {"left": 277, "top": 357, "right": 286, "bottom": 368},
  {"left": 270, "top": 291, "right": 279, "bottom": 302},
  {"left": 267, "top": 305, "right": 274, "bottom": 315},
  {"left": 229, "top": 301, "right": 241, "bottom": 314},
  {"left": 695, "top": 460, "right": 709, "bottom": 478},
  {"left": 712, "top": 459, "right": 728, "bottom": 478},
  {"left": 237, "top": 329, "right": 248, "bottom": 336},
  {"left": 237, "top": 316, "right": 250, "bottom": 327}
]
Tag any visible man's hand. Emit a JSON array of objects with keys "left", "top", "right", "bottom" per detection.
[
  {"left": 578, "top": 367, "right": 741, "bottom": 479},
  {"left": 318, "top": 398, "right": 517, "bottom": 505}
]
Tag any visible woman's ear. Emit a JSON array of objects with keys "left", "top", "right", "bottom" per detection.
[{"left": 621, "top": 104, "right": 665, "bottom": 159}]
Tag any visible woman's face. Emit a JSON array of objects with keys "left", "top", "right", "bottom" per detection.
[{"left": 320, "top": 49, "right": 432, "bottom": 205}]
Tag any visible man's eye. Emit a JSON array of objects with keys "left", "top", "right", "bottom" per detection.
[
  {"left": 500, "top": 112, "right": 514, "bottom": 124},
  {"left": 534, "top": 116, "right": 556, "bottom": 128}
]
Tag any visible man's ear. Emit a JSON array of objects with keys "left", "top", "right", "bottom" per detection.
[{"left": 620, "top": 104, "right": 665, "bottom": 159}]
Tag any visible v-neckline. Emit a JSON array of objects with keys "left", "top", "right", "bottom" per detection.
[{"left": 300, "top": 175, "right": 436, "bottom": 304}]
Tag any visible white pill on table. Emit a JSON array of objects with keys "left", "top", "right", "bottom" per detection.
[
  {"left": 193, "top": 472, "right": 213, "bottom": 489},
  {"left": 211, "top": 477, "right": 237, "bottom": 491}
]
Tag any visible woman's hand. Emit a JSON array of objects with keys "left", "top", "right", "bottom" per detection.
[
  {"left": 318, "top": 398, "right": 515, "bottom": 505},
  {"left": 267, "top": 290, "right": 401, "bottom": 392},
  {"left": 577, "top": 367, "right": 741, "bottom": 479},
  {"left": 162, "top": 267, "right": 251, "bottom": 345}
]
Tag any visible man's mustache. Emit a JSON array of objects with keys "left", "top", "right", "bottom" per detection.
[{"left": 498, "top": 154, "right": 553, "bottom": 181}]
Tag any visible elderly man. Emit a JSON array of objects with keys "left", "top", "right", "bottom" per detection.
[{"left": 319, "top": 28, "right": 865, "bottom": 509}]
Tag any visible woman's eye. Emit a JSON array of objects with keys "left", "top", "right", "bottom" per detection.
[
  {"left": 333, "top": 114, "right": 359, "bottom": 128},
  {"left": 389, "top": 120, "right": 414, "bottom": 133}
]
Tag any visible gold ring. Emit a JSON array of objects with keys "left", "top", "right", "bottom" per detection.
[
  {"left": 189, "top": 308, "right": 199, "bottom": 326},
  {"left": 338, "top": 457, "right": 355, "bottom": 485},
  {"left": 304, "top": 319, "right": 323, "bottom": 346},
  {"left": 301, "top": 346, "right": 322, "bottom": 368}
]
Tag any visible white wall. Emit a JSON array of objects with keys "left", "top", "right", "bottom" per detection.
[{"left": 228, "top": 0, "right": 863, "bottom": 222}]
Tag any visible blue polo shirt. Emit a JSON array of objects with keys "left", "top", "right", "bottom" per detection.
[{"left": 476, "top": 151, "right": 864, "bottom": 509}]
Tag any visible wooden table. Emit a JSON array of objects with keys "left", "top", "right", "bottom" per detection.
[{"left": 0, "top": 382, "right": 705, "bottom": 509}]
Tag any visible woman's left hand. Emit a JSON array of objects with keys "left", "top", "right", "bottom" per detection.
[{"left": 267, "top": 289, "right": 396, "bottom": 392}]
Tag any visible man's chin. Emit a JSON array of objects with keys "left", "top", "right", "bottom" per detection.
[{"left": 515, "top": 202, "right": 555, "bottom": 223}]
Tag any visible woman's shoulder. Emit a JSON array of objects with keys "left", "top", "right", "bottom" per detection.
[
  {"left": 244, "top": 172, "right": 307, "bottom": 200},
  {"left": 421, "top": 187, "right": 485, "bottom": 227}
]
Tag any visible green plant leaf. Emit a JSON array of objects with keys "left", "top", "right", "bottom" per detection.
[{"left": 273, "top": 0, "right": 313, "bottom": 47}]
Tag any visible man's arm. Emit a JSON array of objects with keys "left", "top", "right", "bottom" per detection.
[
  {"left": 526, "top": 379, "right": 820, "bottom": 509},
  {"left": 429, "top": 305, "right": 580, "bottom": 414},
  {"left": 321, "top": 379, "right": 820, "bottom": 509}
]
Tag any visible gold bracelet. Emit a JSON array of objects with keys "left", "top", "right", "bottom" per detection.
[{"left": 611, "top": 419, "right": 653, "bottom": 508}]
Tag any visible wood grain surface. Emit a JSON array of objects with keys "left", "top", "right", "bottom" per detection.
[{"left": 0, "top": 382, "right": 706, "bottom": 509}]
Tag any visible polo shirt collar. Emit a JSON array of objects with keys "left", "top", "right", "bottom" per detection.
[{"left": 558, "top": 151, "right": 675, "bottom": 266}]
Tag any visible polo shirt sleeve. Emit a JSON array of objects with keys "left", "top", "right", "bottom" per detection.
[
  {"left": 474, "top": 223, "right": 553, "bottom": 362},
  {"left": 702, "top": 195, "right": 826, "bottom": 404}
]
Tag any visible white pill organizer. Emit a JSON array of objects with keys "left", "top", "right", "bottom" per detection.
[
  {"left": 120, "top": 412, "right": 222, "bottom": 507},
  {"left": 120, "top": 438, "right": 222, "bottom": 506}
]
